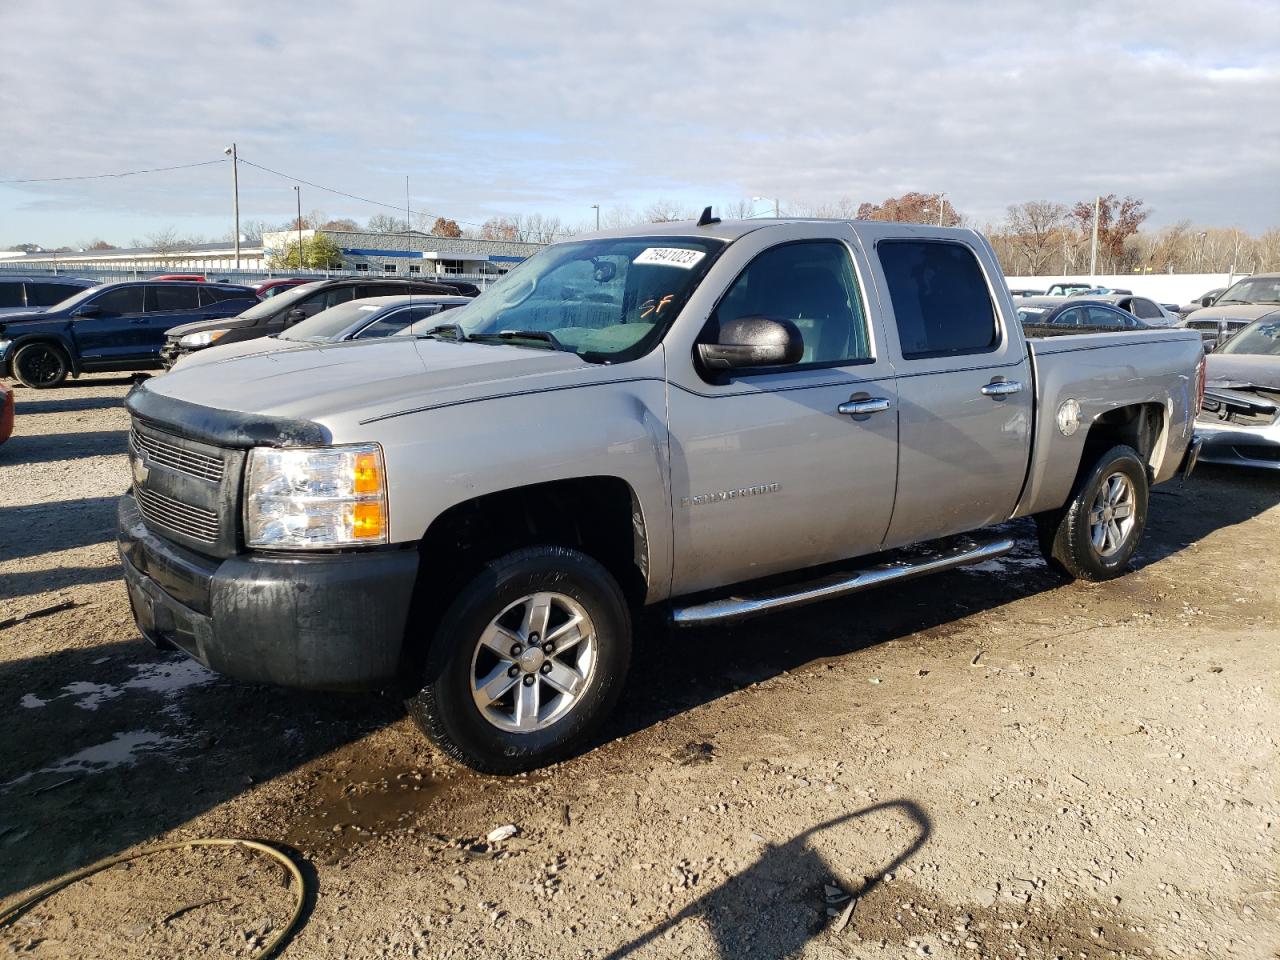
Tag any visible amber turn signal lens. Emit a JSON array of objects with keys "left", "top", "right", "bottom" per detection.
[
  {"left": 351, "top": 501, "right": 386, "bottom": 539},
  {"left": 353, "top": 452, "right": 382, "bottom": 494}
]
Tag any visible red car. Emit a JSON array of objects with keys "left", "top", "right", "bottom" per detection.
[
  {"left": 149, "top": 274, "right": 206, "bottom": 282},
  {"left": 0, "top": 381, "right": 13, "bottom": 445},
  {"left": 253, "top": 278, "right": 312, "bottom": 299}
]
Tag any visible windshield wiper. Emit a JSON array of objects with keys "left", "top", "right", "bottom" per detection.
[
  {"left": 470, "top": 329, "right": 569, "bottom": 352},
  {"left": 1214, "top": 299, "right": 1248, "bottom": 305},
  {"left": 419, "top": 322, "right": 469, "bottom": 342}
]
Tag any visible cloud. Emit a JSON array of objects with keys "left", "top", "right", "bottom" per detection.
[{"left": 1, "top": 0, "right": 1277, "bottom": 245}]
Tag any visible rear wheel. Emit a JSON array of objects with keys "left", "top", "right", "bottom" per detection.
[
  {"left": 405, "top": 545, "right": 632, "bottom": 774},
  {"left": 12, "top": 342, "right": 70, "bottom": 389},
  {"left": 1036, "top": 444, "right": 1148, "bottom": 581}
]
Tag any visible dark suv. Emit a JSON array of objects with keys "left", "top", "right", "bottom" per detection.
[
  {"left": 0, "top": 276, "right": 96, "bottom": 315},
  {"left": 0, "top": 281, "right": 259, "bottom": 388},
  {"left": 161, "top": 277, "right": 469, "bottom": 366}
]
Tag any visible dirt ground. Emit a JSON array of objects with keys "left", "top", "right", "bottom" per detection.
[{"left": 1, "top": 374, "right": 1277, "bottom": 960}]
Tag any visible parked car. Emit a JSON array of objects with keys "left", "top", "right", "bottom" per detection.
[
  {"left": 252, "top": 278, "right": 312, "bottom": 299},
  {"left": 1177, "top": 287, "right": 1225, "bottom": 316},
  {"left": 0, "top": 276, "right": 96, "bottom": 315},
  {"left": 0, "top": 380, "right": 12, "bottom": 445},
  {"left": 1073, "top": 286, "right": 1133, "bottom": 296},
  {"left": 118, "top": 217, "right": 1203, "bottom": 773},
  {"left": 170, "top": 295, "right": 472, "bottom": 370},
  {"left": 1179, "top": 274, "right": 1280, "bottom": 350},
  {"left": 0, "top": 281, "right": 259, "bottom": 388},
  {"left": 1196, "top": 316, "right": 1280, "bottom": 470},
  {"left": 149, "top": 274, "right": 206, "bottom": 282},
  {"left": 1042, "top": 281, "right": 1096, "bottom": 297},
  {"left": 1008, "top": 288, "right": 1044, "bottom": 298},
  {"left": 160, "top": 277, "right": 469, "bottom": 367},
  {"left": 1017, "top": 299, "right": 1152, "bottom": 331},
  {"left": 1071, "top": 293, "right": 1179, "bottom": 326}
]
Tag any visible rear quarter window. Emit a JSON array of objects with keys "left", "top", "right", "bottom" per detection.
[{"left": 877, "top": 240, "right": 998, "bottom": 359}]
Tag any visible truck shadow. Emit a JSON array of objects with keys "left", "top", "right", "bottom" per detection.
[
  {"left": 0, "top": 497, "right": 122, "bottom": 563},
  {"left": 0, "top": 640, "right": 396, "bottom": 900},
  {"left": 601, "top": 800, "right": 931, "bottom": 960},
  {"left": 0, "top": 430, "right": 129, "bottom": 465},
  {"left": 609, "top": 464, "right": 1279, "bottom": 743}
]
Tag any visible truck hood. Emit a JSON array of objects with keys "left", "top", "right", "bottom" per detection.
[
  {"left": 1184, "top": 304, "right": 1280, "bottom": 324},
  {"left": 142, "top": 337, "right": 590, "bottom": 425},
  {"left": 1205, "top": 352, "right": 1280, "bottom": 390}
]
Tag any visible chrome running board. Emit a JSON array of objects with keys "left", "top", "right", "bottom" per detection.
[{"left": 669, "top": 537, "right": 1015, "bottom": 627}]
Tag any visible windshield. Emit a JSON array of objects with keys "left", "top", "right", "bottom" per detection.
[
  {"left": 1215, "top": 276, "right": 1280, "bottom": 305},
  {"left": 406, "top": 236, "right": 725, "bottom": 362},
  {"left": 278, "top": 300, "right": 388, "bottom": 342},
  {"left": 236, "top": 281, "right": 326, "bottom": 320},
  {"left": 1219, "top": 318, "right": 1280, "bottom": 356},
  {"left": 45, "top": 284, "right": 107, "bottom": 312}
]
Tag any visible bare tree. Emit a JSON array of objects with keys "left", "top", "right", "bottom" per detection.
[
  {"left": 643, "top": 200, "right": 693, "bottom": 223},
  {"left": 366, "top": 213, "right": 409, "bottom": 234},
  {"left": 1003, "top": 201, "right": 1068, "bottom": 274},
  {"left": 856, "top": 192, "right": 960, "bottom": 226},
  {"left": 145, "top": 226, "right": 181, "bottom": 255}
]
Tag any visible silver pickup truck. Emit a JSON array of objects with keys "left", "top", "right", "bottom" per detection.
[{"left": 118, "top": 217, "right": 1205, "bottom": 772}]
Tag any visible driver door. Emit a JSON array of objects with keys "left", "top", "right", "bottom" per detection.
[{"left": 666, "top": 229, "right": 900, "bottom": 595}]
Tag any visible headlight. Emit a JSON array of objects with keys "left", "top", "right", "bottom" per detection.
[
  {"left": 178, "top": 329, "right": 229, "bottom": 349},
  {"left": 244, "top": 443, "right": 388, "bottom": 549},
  {"left": 0, "top": 339, "right": 11, "bottom": 354}
]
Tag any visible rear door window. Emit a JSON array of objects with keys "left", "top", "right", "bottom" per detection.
[
  {"left": 0, "top": 282, "right": 23, "bottom": 308},
  {"left": 877, "top": 240, "right": 998, "bottom": 358},
  {"left": 146, "top": 285, "right": 200, "bottom": 312},
  {"left": 1086, "top": 305, "right": 1133, "bottom": 328},
  {"left": 30, "top": 283, "right": 80, "bottom": 306},
  {"left": 90, "top": 286, "right": 146, "bottom": 316},
  {"left": 1131, "top": 298, "right": 1162, "bottom": 320}
]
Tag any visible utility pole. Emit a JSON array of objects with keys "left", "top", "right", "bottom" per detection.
[
  {"left": 591, "top": 204, "right": 600, "bottom": 230},
  {"left": 938, "top": 192, "right": 946, "bottom": 226},
  {"left": 1088, "top": 195, "right": 1100, "bottom": 277},
  {"left": 294, "top": 186, "right": 303, "bottom": 269},
  {"left": 225, "top": 143, "right": 240, "bottom": 270}
]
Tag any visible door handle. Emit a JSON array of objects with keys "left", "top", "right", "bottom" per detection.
[
  {"left": 837, "top": 397, "right": 892, "bottom": 416},
  {"left": 980, "top": 380, "right": 1023, "bottom": 398}
]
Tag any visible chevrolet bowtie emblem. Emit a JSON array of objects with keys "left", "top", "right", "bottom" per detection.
[{"left": 132, "top": 451, "right": 150, "bottom": 487}]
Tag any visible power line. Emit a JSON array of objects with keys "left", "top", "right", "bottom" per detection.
[
  {"left": 237, "top": 157, "right": 486, "bottom": 229},
  {"left": 0, "top": 158, "right": 228, "bottom": 185}
]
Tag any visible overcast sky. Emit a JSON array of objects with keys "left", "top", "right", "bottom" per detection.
[{"left": 2, "top": 0, "right": 1278, "bottom": 247}]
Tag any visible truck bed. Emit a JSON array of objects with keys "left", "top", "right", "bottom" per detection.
[{"left": 1015, "top": 326, "right": 1203, "bottom": 518}]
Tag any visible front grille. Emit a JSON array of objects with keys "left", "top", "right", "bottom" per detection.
[
  {"left": 135, "top": 486, "right": 221, "bottom": 543},
  {"left": 131, "top": 428, "right": 224, "bottom": 482}
]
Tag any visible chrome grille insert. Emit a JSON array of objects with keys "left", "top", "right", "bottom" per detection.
[
  {"left": 135, "top": 486, "right": 220, "bottom": 543},
  {"left": 130, "top": 429, "right": 224, "bottom": 483}
]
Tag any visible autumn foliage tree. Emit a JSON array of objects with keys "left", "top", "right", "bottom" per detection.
[
  {"left": 857, "top": 192, "right": 959, "bottom": 226},
  {"left": 1069, "top": 195, "right": 1148, "bottom": 272},
  {"left": 429, "top": 217, "right": 463, "bottom": 238}
]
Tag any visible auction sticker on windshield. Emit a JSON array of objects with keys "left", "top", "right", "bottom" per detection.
[{"left": 634, "top": 247, "right": 707, "bottom": 269}]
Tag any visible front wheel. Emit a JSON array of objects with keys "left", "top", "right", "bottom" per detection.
[
  {"left": 1036, "top": 444, "right": 1149, "bottom": 581},
  {"left": 12, "top": 342, "right": 69, "bottom": 389},
  {"left": 405, "top": 546, "right": 632, "bottom": 774}
]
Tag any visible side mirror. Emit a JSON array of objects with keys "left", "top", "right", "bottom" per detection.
[
  {"left": 72, "top": 305, "right": 101, "bottom": 318},
  {"left": 285, "top": 308, "right": 308, "bottom": 325},
  {"left": 697, "top": 316, "right": 803, "bottom": 370},
  {"left": 1201, "top": 295, "right": 1216, "bottom": 307}
]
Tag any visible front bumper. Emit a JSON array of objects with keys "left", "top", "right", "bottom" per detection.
[
  {"left": 1194, "top": 417, "right": 1280, "bottom": 471},
  {"left": 118, "top": 492, "right": 420, "bottom": 691}
]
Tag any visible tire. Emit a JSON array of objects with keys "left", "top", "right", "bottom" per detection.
[
  {"left": 405, "top": 545, "right": 632, "bottom": 774},
  {"left": 12, "top": 342, "right": 70, "bottom": 389},
  {"left": 1036, "top": 444, "right": 1149, "bottom": 582}
]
